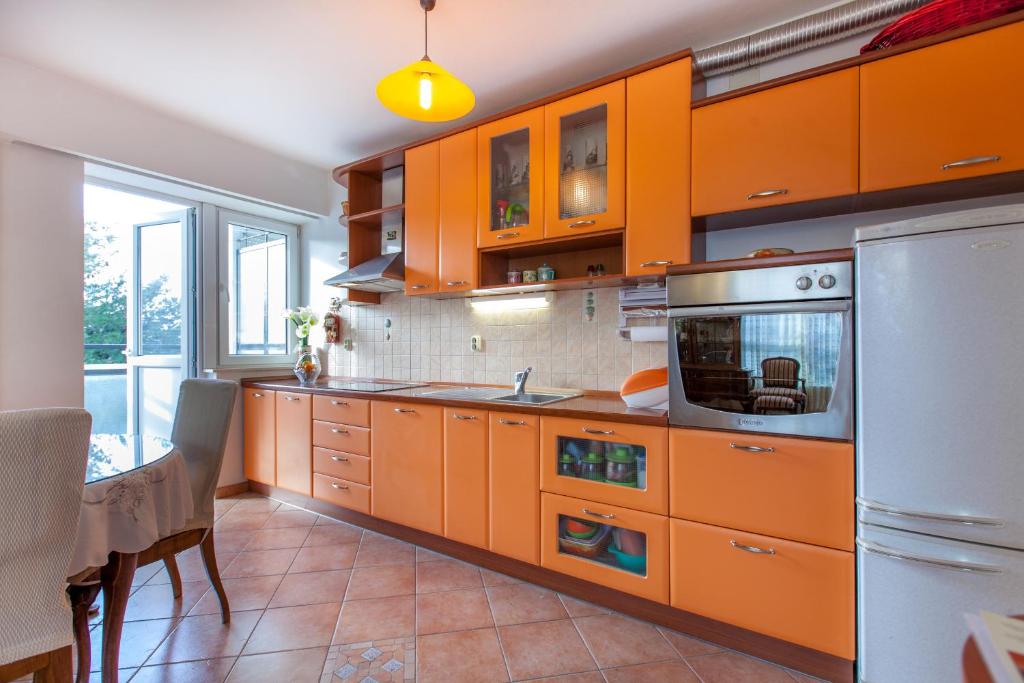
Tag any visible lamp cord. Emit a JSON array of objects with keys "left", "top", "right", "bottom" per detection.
[{"left": 422, "top": 8, "right": 429, "bottom": 60}]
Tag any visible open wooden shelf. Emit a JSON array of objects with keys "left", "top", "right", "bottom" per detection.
[
  {"left": 340, "top": 203, "right": 404, "bottom": 228},
  {"left": 477, "top": 230, "right": 628, "bottom": 292}
]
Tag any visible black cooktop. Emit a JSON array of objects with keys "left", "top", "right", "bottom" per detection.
[{"left": 322, "top": 380, "right": 426, "bottom": 393}]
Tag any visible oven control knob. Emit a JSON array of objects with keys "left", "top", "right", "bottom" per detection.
[
  {"left": 795, "top": 276, "right": 813, "bottom": 291},
  {"left": 819, "top": 274, "right": 837, "bottom": 289}
]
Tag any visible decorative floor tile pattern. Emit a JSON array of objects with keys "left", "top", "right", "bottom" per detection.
[{"left": 69, "top": 493, "right": 822, "bottom": 682}]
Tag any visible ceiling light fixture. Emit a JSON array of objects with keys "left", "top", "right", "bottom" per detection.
[{"left": 376, "top": 0, "right": 475, "bottom": 122}]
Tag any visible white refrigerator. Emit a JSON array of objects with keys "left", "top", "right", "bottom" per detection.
[{"left": 855, "top": 204, "right": 1024, "bottom": 683}]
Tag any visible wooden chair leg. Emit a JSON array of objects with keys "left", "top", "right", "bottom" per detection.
[
  {"left": 68, "top": 583, "right": 100, "bottom": 683},
  {"left": 100, "top": 551, "right": 137, "bottom": 683},
  {"left": 32, "top": 645, "right": 72, "bottom": 683},
  {"left": 163, "top": 554, "right": 183, "bottom": 599},
  {"left": 199, "top": 529, "right": 230, "bottom": 624}
]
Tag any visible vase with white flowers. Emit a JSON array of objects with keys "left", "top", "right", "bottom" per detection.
[{"left": 284, "top": 306, "right": 322, "bottom": 384}]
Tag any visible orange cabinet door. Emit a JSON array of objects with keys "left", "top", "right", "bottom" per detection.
[
  {"left": 438, "top": 129, "right": 478, "bottom": 294},
  {"left": 312, "top": 420, "right": 371, "bottom": 456},
  {"left": 669, "top": 428, "right": 854, "bottom": 551},
  {"left": 488, "top": 412, "right": 540, "bottom": 564},
  {"left": 312, "top": 394, "right": 370, "bottom": 427},
  {"left": 371, "top": 401, "right": 444, "bottom": 535},
  {"left": 626, "top": 59, "right": 691, "bottom": 276},
  {"left": 313, "top": 447, "right": 371, "bottom": 485},
  {"left": 691, "top": 68, "right": 859, "bottom": 216},
  {"left": 443, "top": 407, "right": 488, "bottom": 548},
  {"left": 275, "top": 391, "right": 312, "bottom": 496},
  {"left": 243, "top": 388, "right": 276, "bottom": 485},
  {"left": 541, "top": 492, "right": 669, "bottom": 603},
  {"left": 544, "top": 80, "right": 625, "bottom": 238},
  {"left": 861, "top": 21, "right": 1024, "bottom": 192},
  {"left": 404, "top": 141, "right": 439, "bottom": 295},
  {"left": 671, "top": 519, "right": 855, "bottom": 659},
  {"left": 539, "top": 417, "right": 668, "bottom": 515},
  {"left": 477, "top": 108, "right": 545, "bottom": 248}
]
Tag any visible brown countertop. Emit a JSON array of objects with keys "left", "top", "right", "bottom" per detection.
[{"left": 241, "top": 377, "right": 668, "bottom": 426}]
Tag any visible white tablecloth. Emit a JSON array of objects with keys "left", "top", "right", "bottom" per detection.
[{"left": 69, "top": 450, "right": 194, "bottom": 576}]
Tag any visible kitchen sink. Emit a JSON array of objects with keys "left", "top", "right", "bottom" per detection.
[
  {"left": 419, "top": 387, "right": 580, "bottom": 405},
  {"left": 489, "top": 392, "right": 580, "bottom": 405}
]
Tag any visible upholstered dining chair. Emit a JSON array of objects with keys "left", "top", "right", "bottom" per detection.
[
  {"left": 749, "top": 356, "right": 808, "bottom": 414},
  {"left": 0, "top": 408, "right": 92, "bottom": 683}
]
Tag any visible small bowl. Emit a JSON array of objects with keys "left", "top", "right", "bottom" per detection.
[
  {"left": 745, "top": 247, "right": 794, "bottom": 258},
  {"left": 607, "top": 545, "right": 647, "bottom": 574}
]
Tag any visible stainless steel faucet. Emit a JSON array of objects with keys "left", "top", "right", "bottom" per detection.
[{"left": 513, "top": 366, "right": 532, "bottom": 395}]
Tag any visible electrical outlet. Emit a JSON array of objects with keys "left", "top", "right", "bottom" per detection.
[
  {"left": 583, "top": 290, "right": 596, "bottom": 322},
  {"left": 470, "top": 335, "right": 483, "bottom": 352}
]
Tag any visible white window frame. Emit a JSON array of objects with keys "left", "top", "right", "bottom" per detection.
[{"left": 215, "top": 208, "right": 299, "bottom": 368}]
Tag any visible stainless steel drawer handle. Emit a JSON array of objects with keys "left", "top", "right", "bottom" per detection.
[
  {"left": 330, "top": 400, "right": 349, "bottom": 406},
  {"left": 568, "top": 219, "right": 596, "bottom": 228},
  {"left": 746, "top": 189, "right": 788, "bottom": 200},
  {"left": 330, "top": 482, "right": 349, "bottom": 490},
  {"left": 729, "top": 442, "right": 775, "bottom": 454},
  {"left": 856, "top": 497, "right": 1003, "bottom": 527},
  {"left": 582, "top": 427, "right": 614, "bottom": 435},
  {"left": 941, "top": 155, "right": 1000, "bottom": 171},
  {"left": 496, "top": 232, "right": 521, "bottom": 240},
  {"left": 640, "top": 260, "right": 673, "bottom": 268},
  {"left": 330, "top": 428, "right": 349, "bottom": 435},
  {"left": 284, "top": 396, "right": 300, "bottom": 402},
  {"left": 856, "top": 538, "right": 1001, "bottom": 574},
  {"left": 330, "top": 455, "right": 349, "bottom": 463},
  {"left": 582, "top": 508, "right": 615, "bottom": 520},
  {"left": 411, "top": 284, "right": 429, "bottom": 289},
  {"left": 730, "top": 540, "right": 776, "bottom": 556},
  {"left": 252, "top": 392, "right": 263, "bottom": 398},
  {"left": 394, "top": 407, "right": 416, "bottom": 413},
  {"left": 453, "top": 414, "right": 477, "bottom": 421},
  {"left": 499, "top": 418, "right": 526, "bottom": 426},
  {"left": 446, "top": 280, "right": 468, "bottom": 287}
]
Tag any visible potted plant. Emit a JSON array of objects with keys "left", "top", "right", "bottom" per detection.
[{"left": 284, "top": 306, "right": 321, "bottom": 384}]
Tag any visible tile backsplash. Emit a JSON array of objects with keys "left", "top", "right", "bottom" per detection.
[{"left": 326, "top": 287, "right": 667, "bottom": 391}]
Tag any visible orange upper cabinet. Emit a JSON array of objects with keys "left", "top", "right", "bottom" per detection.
[
  {"left": 438, "top": 129, "right": 478, "bottom": 293},
  {"left": 371, "top": 401, "right": 444, "bottom": 535},
  {"left": 544, "top": 81, "right": 626, "bottom": 238},
  {"left": 692, "top": 67, "right": 859, "bottom": 216},
  {"left": 275, "top": 391, "right": 312, "bottom": 496},
  {"left": 861, "top": 21, "right": 1024, "bottom": 192},
  {"left": 404, "top": 141, "right": 439, "bottom": 295},
  {"left": 443, "top": 407, "right": 488, "bottom": 548},
  {"left": 489, "top": 412, "right": 540, "bottom": 564},
  {"left": 626, "top": 59, "right": 691, "bottom": 276},
  {"left": 477, "top": 108, "right": 545, "bottom": 248},
  {"left": 243, "top": 388, "right": 276, "bottom": 485}
]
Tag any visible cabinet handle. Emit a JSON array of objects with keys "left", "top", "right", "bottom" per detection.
[
  {"left": 284, "top": 396, "right": 300, "bottom": 402},
  {"left": 446, "top": 280, "right": 468, "bottom": 287},
  {"left": 394, "top": 407, "right": 416, "bottom": 413},
  {"left": 252, "top": 392, "right": 263, "bottom": 398},
  {"left": 582, "top": 507, "right": 616, "bottom": 520},
  {"left": 746, "top": 189, "right": 787, "bottom": 200},
  {"left": 330, "top": 400, "right": 349, "bottom": 406},
  {"left": 942, "top": 155, "right": 1000, "bottom": 171},
  {"left": 410, "top": 284, "right": 429, "bottom": 289},
  {"left": 496, "top": 232, "right": 520, "bottom": 240},
  {"left": 730, "top": 540, "right": 776, "bottom": 555},
  {"left": 330, "top": 428, "right": 349, "bottom": 434},
  {"left": 453, "top": 414, "right": 477, "bottom": 420},
  {"left": 498, "top": 418, "right": 527, "bottom": 426},
  {"left": 330, "top": 455, "right": 349, "bottom": 462},
  {"left": 640, "top": 260, "right": 672, "bottom": 268},
  {"left": 582, "top": 427, "right": 614, "bottom": 435},
  {"left": 330, "top": 482, "right": 349, "bottom": 490},
  {"left": 568, "top": 219, "right": 596, "bottom": 228},
  {"left": 729, "top": 442, "right": 774, "bottom": 454}
]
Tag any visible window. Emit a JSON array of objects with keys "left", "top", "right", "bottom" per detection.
[{"left": 217, "top": 210, "right": 298, "bottom": 366}]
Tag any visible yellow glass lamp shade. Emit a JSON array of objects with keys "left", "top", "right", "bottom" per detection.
[{"left": 376, "top": 58, "right": 474, "bottom": 122}]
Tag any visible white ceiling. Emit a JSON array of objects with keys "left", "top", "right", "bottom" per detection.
[{"left": 0, "top": 0, "right": 834, "bottom": 170}]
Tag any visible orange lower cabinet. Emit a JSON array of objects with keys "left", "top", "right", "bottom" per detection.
[
  {"left": 669, "top": 428, "right": 854, "bottom": 551},
  {"left": 540, "top": 417, "right": 668, "bottom": 515},
  {"left": 312, "top": 394, "right": 370, "bottom": 427},
  {"left": 313, "top": 447, "right": 370, "bottom": 485},
  {"left": 275, "top": 392, "right": 312, "bottom": 496},
  {"left": 313, "top": 473, "right": 371, "bottom": 515},
  {"left": 541, "top": 492, "right": 669, "bottom": 603},
  {"left": 444, "top": 407, "right": 489, "bottom": 548},
  {"left": 671, "top": 519, "right": 855, "bottom": 659},
  {"left": 243, "top": 388, "right": 276, "bottom": 485},
  {"left": 489, "top": 412, "right": 539, "bottom": 564}
]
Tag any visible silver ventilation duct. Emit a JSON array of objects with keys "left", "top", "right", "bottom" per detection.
[{"left": 694, "top": 0, "right": 931, "bottom": 77}]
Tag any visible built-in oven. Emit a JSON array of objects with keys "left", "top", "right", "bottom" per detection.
[{"left": 667, "top": 261, "right": 853, "bottom": 440}]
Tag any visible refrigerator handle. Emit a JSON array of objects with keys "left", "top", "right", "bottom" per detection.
[
  {"left": 856, "top": 538, "right": 1002, "bottom": 574},
  {"left": 856, "top": 497, "right": 1004, "bottom": 527}
]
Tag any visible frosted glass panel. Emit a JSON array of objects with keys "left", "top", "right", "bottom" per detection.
[{"left": 558, "top": 104, "right": 608, "bottom": 219}]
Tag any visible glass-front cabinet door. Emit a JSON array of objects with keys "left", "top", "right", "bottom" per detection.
[
  {"left": 476, "top": 107, "right": 545, "bottom": 248},
  {"left": 544, "top": 80, "right": 625, "bottom": 238}
]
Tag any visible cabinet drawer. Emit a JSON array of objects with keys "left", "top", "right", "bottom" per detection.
[
  {"left": 313, "top": 447, "right": 370, "bottom": 485},
  {"left": 313, "top": 420, "right": 370, "bottom": 456},
  {"left": 313, "top": 394, "right": 370, "bottom": 427},
  {"left": 313, "top": 473, "right": 371, "bottom": 515},
  {"left": 669, "top": 428, "right": 853, "bottom": 551},
  {"left": 670, "top": 519, "right": 854, "bottom": 659},
  {"left": 541, "top": 492, "right": 669, "bottom": 603},
  {"left": 540, "top": 417, "right": 667, "bottom": 515}
]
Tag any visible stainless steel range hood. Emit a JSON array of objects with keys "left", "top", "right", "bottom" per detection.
[{"left": 324, "top": 251, "right": 405, "bottom": 293}]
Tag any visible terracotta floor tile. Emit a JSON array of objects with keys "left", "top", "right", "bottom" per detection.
[
  {"left": 658, "top": 626, "right": 722, "bottom": 658},
  {"left": 189, "top": 575, "right": 282, "bottom": 615},
  {"left": 146, "top": 549, "right": 237, "bottom": 586},
  {"left": 486, "top": 583, "right": 568, "bottom": 626},
  {"left": 124, "top": 582, "right": 207, "bottom": 621},
  {"left": 480, "top": 568, "right": 523, "bottom": 586},
  {"left": 243, "top": 526, "right": 312, "bottom": 551},
  {"left": 416, "top": 558, "right": 482, "bottom": 593},
  {"left": 87, "top": 618, "right": 178, "bottom": 670},
  {"left": 214, "top": 511, "right": 272, "bottom": 532},
  {"left": 314, "top": 514, "right": 342, "bottom": 526},
  {"left": 558, "top": 594, "right": 611, "bottom": 618},
  {"left": 574, "top": 614, "right": 678, "bottom": 669},
  {"left": 354, "top": 538, "right": 416, "bottom": 567},
  {"left": 229, "top": 498, "right": 281, "bottom": 514},
  {"left": 131, "top": 657, "right": 236, "bottom": 683},
  {"left": 498, "top": 619, "right": 596, "bottom": 680},
  {"left": 261, "top": 508, "right": 319, "bottom": 529},
  {"left": 242, "top": 602, "right": 342, "bottom": 654},
  {"left": 416, "top": 588, "right": 494, "bottom": 635},
  {"left": 210, "top": 530, "right": 255, "bottom": 554},
  {"left": 268, "top": 569, "right": 351, "bottom": 608},
  {"left": 131, "top": 563, "right": 164, "bottom": 587},
  {"left": 417, "top": 628, "right": 509, "bottom": 683},
  {"left": 288, "top": 543, "right": 358, "bottom": 573},
  {"left": 226, "top": 647, "right": 328, "bottom": 683},
  {"left": 333, "top": 595, "right": 415, "bottom": 644},
  {"left": 302, "top": 523, "right": 363, "bottom": 546},
  {"left": 346, "top": 564, "right": 415, "bottom": 600},
  {"left": 685, "top": 651, "right": 797, "bottom": 683},
  {"left": 416, "top": 547, "right": 449, "bottom": 562},
  {"left": 603, "top": 660, "right": 702, "bottom": 683},
  {"left": 147, "top": 610, "right": 261, "bottom": 663},
  {"left": 221, "top": 548, "right": 297, "bottom": 578},
  {"left": 524, "top": 673, "right": 606, "bottom": 683}
]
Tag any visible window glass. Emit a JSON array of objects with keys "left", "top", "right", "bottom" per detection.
[{"left": 229, "top": 223, "right": 288, "bottom": 355}]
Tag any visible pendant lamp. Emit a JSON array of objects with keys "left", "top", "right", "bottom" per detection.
[{"left": 376, "top": 0, "right": 475, "bottom": 122}]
